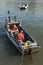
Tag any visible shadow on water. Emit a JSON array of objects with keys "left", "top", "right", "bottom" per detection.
[
  {"left": 5, "top": 36, "right": 39, "bottom": 65},
  {"left": 5, "top": 35, "right": 22, "bottom": 56},
  {"left": 0, "top": 34, "right": 38, "bottom": 65},
  {"left": 0, "top": 32, "right": 21, "bottom": 56}
]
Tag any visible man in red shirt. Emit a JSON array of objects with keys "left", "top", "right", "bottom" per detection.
[
  {"left": 17, "top": 30, "right": 24, "bottom": 42},
  {"left": 10, "top": 25, "right": 18, "bottom": 32},
  {"left": 10, "top": 25, "right": 18, "bottom": 36}
]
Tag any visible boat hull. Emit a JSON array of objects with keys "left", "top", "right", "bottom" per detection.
[
  {"left": 20, "top": 3, "right": 28, "bottom": 10},
  {"left": 5, "top": 27, "right": 40, "bottom": 55},
  {"left": 20, "top": 7, "right": 27, "bottom": 10}
]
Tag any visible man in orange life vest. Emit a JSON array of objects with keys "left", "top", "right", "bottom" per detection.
[{"left": 17, "top": 30, "right": 24, "bottom": 42}]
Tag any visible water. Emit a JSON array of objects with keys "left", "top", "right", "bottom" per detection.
[{"left": 0, "top": 0, "right": 43, "bottom": 65}]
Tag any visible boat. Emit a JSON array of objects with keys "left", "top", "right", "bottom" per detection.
[
  {"left": 20, "top": 3, "right": 28, "bottom": 10},
  {"left": 5, "top": 20, "right": 40, "bottom": 55}
]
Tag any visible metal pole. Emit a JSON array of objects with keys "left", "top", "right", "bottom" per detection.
[{"left": 8, "top": 10, "right": 10, "bottom": 22}]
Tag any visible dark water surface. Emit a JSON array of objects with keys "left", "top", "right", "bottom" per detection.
[{"left": 0, "top": 0, "right": 43, "bottom": 65}]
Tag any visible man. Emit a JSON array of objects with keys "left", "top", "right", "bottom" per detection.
[
  {"left": 17, "top": 30, "right": 24, "bottom": 42},
  {"left": 10, "top": 25, "right": 18, "bottom": 36}
]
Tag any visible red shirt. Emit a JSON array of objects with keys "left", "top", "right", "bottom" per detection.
[
  {"left": 10, "top": 25, "right": 18, "bottom": 31},
  {"left": 17, "top": 33, "right": 24, "bottom": 41}
]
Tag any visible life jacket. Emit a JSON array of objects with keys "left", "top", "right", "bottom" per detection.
[{"left": 17, "top": 33, "right": 24, "bottom": 41}]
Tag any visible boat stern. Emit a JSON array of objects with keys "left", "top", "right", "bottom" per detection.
[{"left": 22, "top": 42, "right": 41, "bottom": 55}]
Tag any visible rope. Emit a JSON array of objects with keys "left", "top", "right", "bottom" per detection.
[{"left": 20, "top": 49, "right": 24, "bottom": 65}]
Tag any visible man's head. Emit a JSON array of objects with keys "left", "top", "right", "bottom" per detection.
[{"left": 21, "top": 30, "right": 23, "bottom": 33}]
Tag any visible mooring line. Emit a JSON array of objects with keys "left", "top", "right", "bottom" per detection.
[{"left": 20, "top": 49, "right": 24, "bottom": 65}]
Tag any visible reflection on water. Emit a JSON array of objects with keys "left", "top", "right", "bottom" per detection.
[{"left": 0, "top": 1, "right": 43, "bottom": 65}]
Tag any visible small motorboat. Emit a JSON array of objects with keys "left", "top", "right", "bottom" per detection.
[
  {"left": 5, "top": 20, "right": 40, "bottom": 55},
  {"left": 20, "top": 3, "right": 28, "bottom": 10}
]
